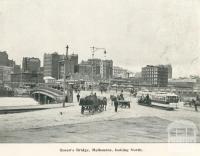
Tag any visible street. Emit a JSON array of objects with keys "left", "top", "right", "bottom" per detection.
[{"left": 0, "top": 90, "right": 200, "bottom": 143}]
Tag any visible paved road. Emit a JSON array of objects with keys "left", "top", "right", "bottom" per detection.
[{"left": 1, "top": 116, "right": 171, "bottom": 143}]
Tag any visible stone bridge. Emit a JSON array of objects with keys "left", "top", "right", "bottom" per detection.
[{"left": 31, "top": 86, "right": 65, "bottom": 104}]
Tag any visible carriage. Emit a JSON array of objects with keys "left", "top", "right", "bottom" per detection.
[
  {"left": 79, "top": 95, "right": 107, "bottom": 114},
  {"left": 110, "top": 95, "right": 131, "bottom": 108}
]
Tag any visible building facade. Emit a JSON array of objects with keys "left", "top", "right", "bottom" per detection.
[
  {"left": 69, "top": 54, "right": 78, "bottom": 73},
  {"left": 100, "top": 60, "right": 113, "bottom": 80},
  {"left": 0, "top": 66, "right": 13, "bottom": 83},
  {"left": 87, "top": 58, "right": 101, "bottom": 80},
  {"left": 44, "top": 52, "right": 63, "bottom": 79},
  {"left": 22, "top": 57, "right": 41, "bottom": 73},
  {"left": 165, "top": 64, "right": 172, "bottom": 79},
  {"left": 113, "top": 66, "right": 129, "bottom": 78},
  {"left": 168, "top": 78, "right": 200, "bottom": 99},
  {"left": 0, "top": 51, "right": 9, "bottom": 66},
  {"left": 58, "top": 54, "right": 78, "bottom": 79},
  {"left": 11, "top": 72, "right": 44, "bottom": 84},
  {"left": 142, "top": 65, "right": 168, "bottom": 87},
  {"left": 78, "top": 61, "right": 92, "bottom": 76}
]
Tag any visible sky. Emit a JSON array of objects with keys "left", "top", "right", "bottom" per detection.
[{"left": 0, "top": 0, "right": 200, "bottom": 78}]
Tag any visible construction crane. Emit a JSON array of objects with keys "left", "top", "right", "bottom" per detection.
[{"left": 90, "top": 46, "right": 106, "bottom": 58}]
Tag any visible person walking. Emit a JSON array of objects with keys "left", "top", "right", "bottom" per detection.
[
  {"left": 195, "top": 95, "right": 199, "bottom": 112},
  {"left": 194, "top": 100, "right": 198, "bottom": 112},
  {"left": 77, "top": 93, "right": 80, "bottom": 102},
  {"left": 114, "top": 97, "right": 118, "bottom": 112}
]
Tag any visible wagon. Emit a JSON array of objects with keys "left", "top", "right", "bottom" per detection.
[
  {"left": 110, "top": 95, "right": 131, "bottom": 108},
  {"left": 117, "top": 100, "right": 131, "bottom": 108},
  {"left": 79, "top": 95, "right": 107, "bottom": 114}
]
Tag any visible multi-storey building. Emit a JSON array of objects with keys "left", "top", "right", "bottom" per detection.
[
  {"left": 0, "top": 51, "right": 9, "bottom": 66},
  {"left": 87, "top": 58, "right": 101, "bottom": 80},
  {"left": 113, "top": 66, "right": 129, "bottom": 78},
  {"left": 100, "top": 60, "right": 113, "bottom": 80},
  {"left": 78, "top": 58, "right": 113, "bottom": 81},
  {"left": 44, "top": 52, "right": 63, "bottom": 79},
  {"left": 13, "top": 65, "right": 21, "bottom": 74},
  {"left": 142, "top": 65, "right": 168, "bottom": 87},
  {"left": 0, "top": 66, "right": 13, "bottom": 83},
  {"left": 69, "top": 54, "right": 78, "bottom": 73},
  {"left": 22, "top": 57, "right": 41, "bottom": 73},
  {"left": 78, "top": 61, "right": 92, "bottom": 76},
  {"left": 11, "top": 72, "right": 44, "bottom": 84},
  {"left": 44, "top": 52, "right": 78, "bottom": 80},
  {"left": 58, "top": 54, "right": 78, "bottom": 79},
  {"left": 87, "top": 58, "right": 101, "bottom": 75},
  {"left": 165, "top": 64, "right": 172, "bottom": 79}
]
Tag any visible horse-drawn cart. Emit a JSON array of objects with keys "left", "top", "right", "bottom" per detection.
[
  {"left": 79, "top": 95, "right": 107, "bottom": 114},
  {"left": 117, "top": 100, "right": 131, "bottom": 108},
  {"left": 110, "top": 95, "right": 131, "bottom": 108}
]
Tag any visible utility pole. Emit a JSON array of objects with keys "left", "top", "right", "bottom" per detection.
[{"left": 63, "top": 45, "right": 69, "bottom": 107}]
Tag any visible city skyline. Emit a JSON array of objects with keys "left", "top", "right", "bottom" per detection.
[{"left": 0, "top": 0, "right": 200, "bottom": 78}]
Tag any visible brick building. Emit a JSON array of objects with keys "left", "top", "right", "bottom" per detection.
[
  {"left": 142, "top": 65, "right": 168, "bottom": 87},
  {"left": 22, "top": 57, "right": 41, "bottom": 73}
]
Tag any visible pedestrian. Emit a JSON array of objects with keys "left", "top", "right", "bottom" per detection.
[
  {"left": 120, "top": 92, "right": 124, "bottom": 100},
  {"left": 194, "top": 100, "right": 198, "bottom": 112},
  {"left": 195, "top": 95, "right": 200, "bottom": 112},
  {"left": 114, "top": 97, "right": 118, "bottom": 112},
  {"left": 77, "top": 93, "right": 80, "bottom": 102},
  {"left": 197, "top": 95, "right": 200, "bottom": 101}
]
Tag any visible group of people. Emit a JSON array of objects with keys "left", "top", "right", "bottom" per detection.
[{"left": 76, "top": 92, "right": 98, "bottom": 103}]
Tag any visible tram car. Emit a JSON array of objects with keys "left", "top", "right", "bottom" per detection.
[
  {"left": 79, "top": 95, "right": 107, "bottom": 114},
  {"left": 137, "top": 91, "right": 179, "bottom": 110}
]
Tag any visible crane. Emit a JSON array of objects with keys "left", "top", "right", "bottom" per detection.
[{"left": 90, "top": 46, "right": 106, "bottom": 58}]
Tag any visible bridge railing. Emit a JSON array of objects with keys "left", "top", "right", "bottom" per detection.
[{"left": 32, "top": 86, "right": 64, "bottom": 96}]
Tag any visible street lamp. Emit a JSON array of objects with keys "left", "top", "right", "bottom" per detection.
[{"left": 90, "top": 46, "right": 106, "bottom": 93}]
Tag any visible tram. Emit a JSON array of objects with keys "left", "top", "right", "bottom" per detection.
[{"left": 137, "top": 91, "right": 179, "bottom": 109}]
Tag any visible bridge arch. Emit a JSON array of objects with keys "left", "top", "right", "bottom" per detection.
[{"left": 31, "top": 86, "right": 64, "bottom": 104}]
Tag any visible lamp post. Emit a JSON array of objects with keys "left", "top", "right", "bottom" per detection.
[{"left": 63, "top": 45, "right": 69, "bottom": 108}]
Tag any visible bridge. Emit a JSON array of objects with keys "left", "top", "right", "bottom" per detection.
[{"left": 31, "top": 86, "right": 65, "bottom": 104}]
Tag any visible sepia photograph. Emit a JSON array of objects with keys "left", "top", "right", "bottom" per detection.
[{"left": 0, "top": 0, "right": 200, "bottom": 154}]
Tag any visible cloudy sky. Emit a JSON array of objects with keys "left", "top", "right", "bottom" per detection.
[{"left": 0, "top": 0, "right": 200, "bottom": 78}]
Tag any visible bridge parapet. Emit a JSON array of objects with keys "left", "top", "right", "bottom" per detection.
[{"left": 31, "top": 86, "right": 64, "bottom": 103}]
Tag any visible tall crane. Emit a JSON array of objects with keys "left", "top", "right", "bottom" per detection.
[{"left": 90, "top": 46, "right": 106, "bottom": 58}]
